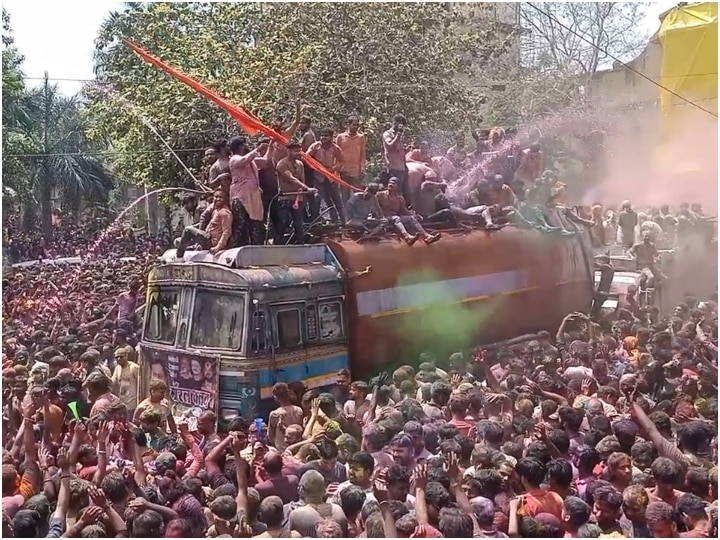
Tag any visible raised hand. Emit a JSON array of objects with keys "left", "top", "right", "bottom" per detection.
[
  {"left": 79, "top": 505, "right": 104, "bottom": 526},
  {"left": 97, "top": 420, "right": 110, "bottom": 443},
  {"left": 127, "top": 497, "right": 148, "bottom": 512},
  {"left": 444, "top": 452, "right": 461, "bottom": 482},
  {"left": 373, "top": 468, "right": 389, "bottom": 502},
  {"left": 88, "top": 485, "right": 109, "bottom": 509},
  {"left": 57, "top": 447, "right": 70, "bottom": 472},
  {"left": 413, "top": 463, "right": 428, "bottom": 491}
]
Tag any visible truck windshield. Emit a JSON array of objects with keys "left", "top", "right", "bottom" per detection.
[
  {"left": 190, "top": 290, "right": 245, "bottom": 350},
  {"left": 145, "top": 288, "right": 180, "bottom": 344}
]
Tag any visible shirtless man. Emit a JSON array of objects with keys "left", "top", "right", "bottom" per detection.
[
  {"left": 307, "top": 129, "right": 345, "bottom": 223},
  {"left": 382, "top": 114, "right": 409, "bottom": 196},
  {"left": 176, "top": 189, "right": 233, "bottom": 257},
  {"left": 629, "top": 232, "right": 666, "bottom": 285},
  {"left": 207, "top": 139, "right": 231, "bottom": 194},
  {"left": 276, "top": 143, "right": 317, "bottom": 245}
]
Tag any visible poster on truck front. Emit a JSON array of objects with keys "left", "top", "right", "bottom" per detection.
[{"left": 143, "top": 348, "right": 220, "bottom": 415}]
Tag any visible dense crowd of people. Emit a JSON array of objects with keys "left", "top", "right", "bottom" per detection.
[
  {"left": 2, "top": 108, "right": 718, "bottom": 539},
  {"left": 2, "top": 283, "right": 718, "bottom": 538}
]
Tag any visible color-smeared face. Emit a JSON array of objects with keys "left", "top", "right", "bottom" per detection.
[
  {"left": 388, "top": 480, "right": 409, "bottom": 502},
  {"left": 612, "top": 457, "right": 632, "bottom": 484},
  {"left": 284, "top": 426, "right": 302, "bottom": 447},
  {"left": 336, "top": 373, "right": 350, "bottom": 389},
  {"left": 392, "top": 445, "right": 413, "bottom": 466},
  {"left": 349, "top": 464, "right": 369, "bottom": 484},
  {"left": 204, "top": 148, "right": 218, "bottom": 165},
  {"left": 649, "top": 519, "right": 676, "bottom": 538},
  {"left": 593, "top": 500, "right": 620, "bottom": 526},
  {"left": 623, "top": 498, "right": 647, "bottom": 523},
  {"left": 319, "top": 456, "right": 337, "bottom": 472}
]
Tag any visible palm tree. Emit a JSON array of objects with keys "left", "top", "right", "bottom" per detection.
[{"left": 23, "top": 75, "right": 117, "bottom": 236}]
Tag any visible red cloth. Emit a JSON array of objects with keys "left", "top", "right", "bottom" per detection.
[{"left": 124, "top": 40, "right": 360, "bottom": 192}]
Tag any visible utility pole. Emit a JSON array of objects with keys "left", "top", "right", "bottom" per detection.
[{"left": 42, "top": 71, "right": 52, "bottom": 238}]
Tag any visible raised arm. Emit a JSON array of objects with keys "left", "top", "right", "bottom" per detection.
[
  {"left": 282, "top": 102, "right": 302, "bottom": 140},
  {"left": 178, "top": 422, "right": 204, "bottom": 478},
  {"left": 93, "top": 421, "right": 110, "bottom": 485},
  {"left": 206, "top": 433, "right": 234, "bottom": 476},
  {"left": 232, "top": 435, "right": 249, "bottom": 514}
]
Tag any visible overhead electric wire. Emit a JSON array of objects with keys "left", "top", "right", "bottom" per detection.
[
  {"left": 524, "top": 2, "right": 718, "bottom": 118},
  {"left": 2, "top": 148, "right": 206, "bottom": 158}
]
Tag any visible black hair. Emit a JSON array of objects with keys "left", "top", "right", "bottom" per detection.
[
  {"left": 548, "top": 429, "right": 570, "bottom": 455},
  {"left": 455, "top": 435, "right": 475, "bottom": 462},
  {"left": 431, "top": 381, "right": 452, "bottom": 407},
  {"left": 348, "top": 451, "right": 375, "bottom": 473},
  {"left": 517, "top": 457, "right": 546, "bottom": 487},
  {"left": 547, "top": 458, "right": 573, "bottom": 489},
  {"left": 393, "top": 114, "right": 407, "bottom": 125},
  {"left": 676, "top": 492, "right": 707, "bottom": 520},
  {"left": 228, "top": 136, "right": 246, "bottom": 153},
  {"left": 427, "top": 464, "right": 452, "bottom": 491},
  {"left": 525, "top": 441, "right": 551, "bottom": 465},
  {"left": 437, "top": 423, "right": 459, "bottom": 441},
  {"left": 424, "top": 481, "right": 451, "bottom": 509},
  {"left": 318, "top": 439, "right": 339, "bottom": 460},
  {"left": 564, "top": 496, "right": 591, "bottom": 528},
  {"left": 678, "top": 421, "right": 714, "bottom": 453},
  {"left": 438, "top": 507, "right": 474, "bottom": 538},
  {"left": 594, "top": 485, "right": 623, "bottom": 510},
  {"left": 630, "top": 440, "right": 657, "bottom": 471},
  {"left": 474, "top": 469, "right": 502, "bottom": 499},
  {"left": 12, "top": 509, "right": 43, "bottom": 538},
  {"left": 386, "top": 464, "right": 411, "bottom": 487},
  {"left": 339, "top": 485, "right": 366, "bottom": 518},
  {"left": 651, "top": 457, "right": 681, "bottom": 485},
  {"left": 477, "top": 419, "right": 503, "bottom": 444}
]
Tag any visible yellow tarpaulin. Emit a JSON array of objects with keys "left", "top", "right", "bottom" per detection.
[
  {"left": 656, "top": 2, "right": 717, "bottom": 175},
  {"left": 658, "top": 2, "right": 717, "bottom": 114}
]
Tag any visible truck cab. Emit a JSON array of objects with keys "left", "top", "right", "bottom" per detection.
[{"left": 139, "top": 245, "right": 349, "bottom": 422}]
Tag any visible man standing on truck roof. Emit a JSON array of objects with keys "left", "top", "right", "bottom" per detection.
[
  {"left": 307, "top": 128, "right": 345, "bottom": 224},
  {"left": 617, "top": 200, "right": 638, "bottom": 248},
  {"left": 228, "top": 137, "right": 270, "bottom": 246},
  {"left": 276, "top": 143, "right": 317, "bottom": 245},
  {"left": 335, "top": 116, "right": 367, "bottom": 204},
  {"left": 382, "top": 114, "right": 410, "bottom": 199},
  {"left": 176, "top": 189, "right": 233, "bottom": 257}
]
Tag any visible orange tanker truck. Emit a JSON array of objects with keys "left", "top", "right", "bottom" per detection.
[{"left": 140, "top": 223, "right": 594, "bottom": 419}]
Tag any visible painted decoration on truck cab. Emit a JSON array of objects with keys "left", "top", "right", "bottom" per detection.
[{"left": 145, "top": 349, "right": 220, "bottom": 414}]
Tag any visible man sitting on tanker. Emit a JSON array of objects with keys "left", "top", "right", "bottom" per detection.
[
  {"left": 628, "top": 231, "right": 667, "bottom": 288},
  {"left": 376, "top": 177, "right": 441, "bottom": 245},
  {"left": 417, "top": 177, "right": 481, "bottom": 229},
  {"left": 176, "top": 189, "right": 233, "bottom": 258},
  {"left": 344, "top": 183, "right": 388, "bottom": 238}
]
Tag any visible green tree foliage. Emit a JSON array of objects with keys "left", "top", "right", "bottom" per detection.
[
  {"left": 2, "top": 9, "right": 116, "bottom": 234},
  {"left": 89, "top": 2, "right": 514, "bottom": 189},
  {"left": 2, "top": 8, "right": 37, "bottom": 203},
  {"left": 31, "top": 82, "right": 118, "bottom": 235}
]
